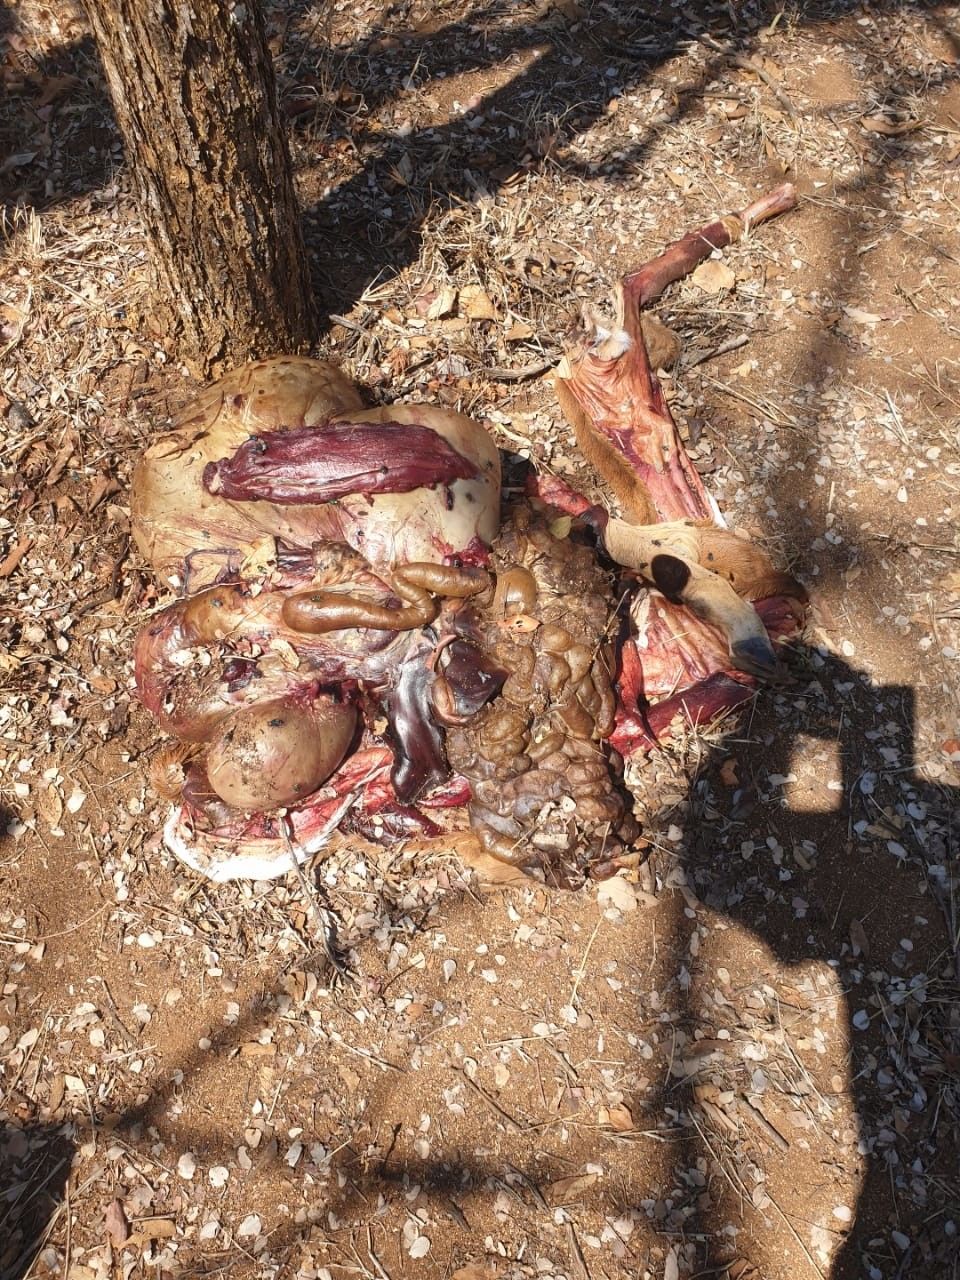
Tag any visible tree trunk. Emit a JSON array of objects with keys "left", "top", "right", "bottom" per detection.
[{"left": 83, "top": 0, "right": 316, "bottom": 375}]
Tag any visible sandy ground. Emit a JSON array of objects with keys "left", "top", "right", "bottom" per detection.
[{"left": 2, "top": 1, "right": 960, "bottom": 1278}]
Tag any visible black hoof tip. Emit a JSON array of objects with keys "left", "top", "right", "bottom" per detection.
[{"left": 731, "top": 635, "right": 781, "bottom": 679}]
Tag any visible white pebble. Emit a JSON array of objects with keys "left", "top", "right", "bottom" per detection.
[
  {"left": 209, "top": 1166, "right": 229, "bottom": 1188},
  {"left": 177, "top": 1153, "right": 197, "bottom": 1180}
]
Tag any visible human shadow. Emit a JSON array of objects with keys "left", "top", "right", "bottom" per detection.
[
  {"left": 657, "top": 647, "right": 960, "bottom": 1277},
  {"left": 0, "top": 1121, "right": 74, "bottom": 1280}
]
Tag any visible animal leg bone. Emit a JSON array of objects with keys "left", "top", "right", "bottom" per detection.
[{"left": 554, "top": 185, "right": 804, "bottom": 682}]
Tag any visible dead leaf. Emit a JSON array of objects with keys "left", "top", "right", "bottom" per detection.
[
  {"left": 87, "top": 473, "right": 121, "bottom": 513},
  {"left": 546, "top": 1172, "right": 598, "bottom": 1204},
  {"left": 0, "top": 537, "right": 32, "bottom": 578},
  {"left": 860, "top": 114, "right": 923, "bottom": 136},
  {"left": 239, "top": 1041, "right": 277, "bottom": 1057},
  {"left": 0, "top": 151, "right": 37, "bottom": 175},
  {"left": 387, "top": 152, "right": 413, "bottom": 186},
  {"left": 719, "top": 757, "right": 739, "bottom": 787},
  {"left": 849, "top": 918, "right": 870, "bottom": 957},
  {"left": 104, "top": 1199, "right": 130, "bottom": 1248},
  {"left": 939, "top": 569, "right": 960, "bottom": 597},
  {"left": 600, "top": 1102, "right": 634, "bottom": 1131},
  {"left": 458, "top": 843, "right": 531, "bottom": 886},
  {"left": 842, "top": 305, "right": 886, "bottom": 325},
  {"left": 690, "top": 260, "right": 735, "bottom": 293},
  {"left": 722, "top": 100, "right": 750, "bottom": 120},
  {"left": 544, "top": 240, "right": 577, "bottom": 266},
  {"left": 597, "top": 875, "right": 637, "bottom": 912},
  {"left": 665, "top": 1247, "right": 680, "bottom": 1280},
  {"left": 127, "top": 1217, "right": 176, "bottom": 1247},
  {"left": 423, "top": 286, "right": 457, "bottom": 320},
  {"left": 505, "top": 320, "right": 535, "bottom": 342},
  {"left": 45, "top": 431, "right": 79, "bottom": 487},
  {"left": 547, "top": 0, "right": 585, "bottom": 20},
  {"left": 35, "top": 73, "right": 78, "bottom": 107},
  {"left": 757, "top": 55, "right": 783, "bottom": 80},
  {"left": 461, "top": 284, "right": 497, "bottom": 320},
  {"left": 0, "top": 302, "right": 26, "bottom": 328},
  {"left": 452, "top": 1265, "right": 499, "bottom": 1280},
  {"left": 764, "top": 136, "right": 789, "bottom": 175},
  {"left": 46, "top": 1072, "right": 65, "bottom": 1114},
  {"left": 0, "top": 649, "right": 21, "bottom": 673}
]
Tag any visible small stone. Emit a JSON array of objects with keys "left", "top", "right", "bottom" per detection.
[{"left": 177, "top": 1153, "right": 197, "bottom": 1180}]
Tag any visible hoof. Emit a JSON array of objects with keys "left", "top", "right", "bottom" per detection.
[{"left": 730, "top": 634, "right": 782, "bottom": 680}]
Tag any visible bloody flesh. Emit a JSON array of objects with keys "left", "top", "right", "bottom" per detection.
[
  {"left": 203, "top": 419, "right": 479, "bottom": 504},
  {"left": 131, "top": 189, "right": 805, "bottom": 885}
]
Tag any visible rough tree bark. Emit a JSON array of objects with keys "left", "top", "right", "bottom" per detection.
[{"left": 83, "top": 0, "right": 316, "bottom": 375}]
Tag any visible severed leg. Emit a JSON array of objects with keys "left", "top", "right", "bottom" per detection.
[
  {"left": 552, "top": 185, "right": 804, "bottom": 680},
  {"left": 555, "top": 183, "right": 798, "bottom": 524}
]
